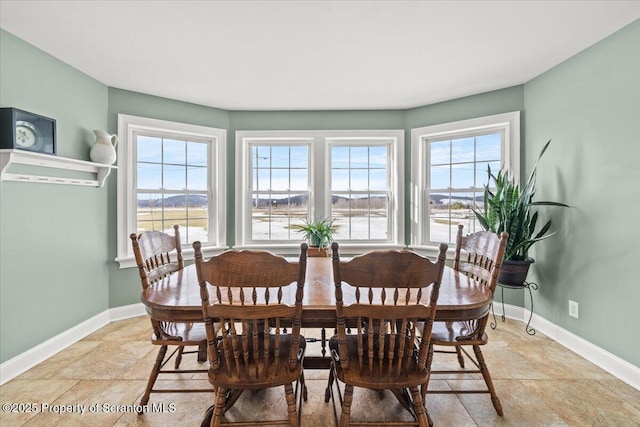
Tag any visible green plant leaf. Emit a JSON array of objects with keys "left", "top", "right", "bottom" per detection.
[{"left": 470, "top": 139, "right": 569, "bottom": 260}]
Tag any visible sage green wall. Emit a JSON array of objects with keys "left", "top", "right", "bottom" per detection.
[
  {"left": 523, "top": 20, "right": 640, "bottom": 367},
  {"left": 106, "top": 88, "right": 230, "bottom": 307},
  {"left": 0, "top": 30, "right": 110, "bottom": 362}
]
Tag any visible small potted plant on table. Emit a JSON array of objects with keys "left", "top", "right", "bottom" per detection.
[
  {"left": 473, "top": 140, "right": 569, "bottom": 285},
  {"left": 294, "top": 217, "right": 336, "bottom": 257}
]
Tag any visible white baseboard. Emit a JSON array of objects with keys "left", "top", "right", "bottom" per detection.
[
  {"left": 109, "top": 302, "right": 146, "bottom": 321},
  {"left": 0, "top": 303, "right": 146, "bottom": 386},
  {"left": 0, "top": 310, "right": 110, "bottom": 385},
  {"left": 494, "top": 303, "right": 640, "bottom": 391},
  {"left": 2, "top": 303, "right": 638, "bottom": 390}
]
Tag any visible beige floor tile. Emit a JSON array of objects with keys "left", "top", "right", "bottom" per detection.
[
  {"left": 20, "top": 380, "right": 146, "bottom": 427},
  {"left": 2, "top": 315, "right": 639, "bottom": 426},
  {"left": 424, "top": 380, "right": 478, "bottom": 426},
  {"left": 49, "top": 342, "right": 156, "bottom": 380},
  {"left": 597, "top": 378, "right": 640, "bottom": 412},
  {"left": 0, "top": 380, "right": 79, "bottom": 427},
  {"left": 115, "top": 379, "right": 213, "bottom": 426},
  {"left": 82, "top": 317, "right": 151, "bottom": 343},
  {"left": 522, "top": 379, "right": 640, "bottom": 426},
  {"left": 15, "top": 341, "right": 101, "bottom": 380},
  {"left": 121, "top": 344, "right": 209, "bottom": 381},
  {"left": 454, "top": 379, "right": 568, "bottom": 426}
]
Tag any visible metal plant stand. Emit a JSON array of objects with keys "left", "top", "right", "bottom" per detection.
[{"left": 491, "top": 281, "right": 538, "bottom": 335}]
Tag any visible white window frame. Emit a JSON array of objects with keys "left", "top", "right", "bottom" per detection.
[
  {"left": 235, "top": 130, "right": 404, "bottom": 253},
  {"left": 410, "top": 111, "right": 520, "bottom": 256},
  {"left": 116, "top": 114, "right": 227, "bottom": 268}
]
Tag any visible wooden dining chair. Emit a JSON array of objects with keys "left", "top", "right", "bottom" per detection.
[
  {"left": 130, "top": 225, "right": 210, "bottom": 411},
  {"left": 422, "top": 224, "right": 508, "bottom": 415},
  {"left": 325, "top": 242, "right": 448, "bottom": 427},
  {"left": 194, "top": 242, "right": 308, "bottom": 427}
]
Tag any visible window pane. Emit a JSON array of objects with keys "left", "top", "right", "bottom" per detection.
[
  {"left": 187, "top": 141, "right": 207, "bottom": 166},
  {"left": 163, "top": 164, "right": 186, "bottom": 190},
  {"left": 290, "top": 146, "right": 308, "bottom": 168},
  {"left": 332, "top": 146, "right": 349, "bottom": 168},
  {"left": 163, "top": 139, "right": 186, "bottom": 164},
  {"left": 271, "top": 169, "right": 289, "bottom": 191},
  {"left": 332, "top": 169, "right": 349, "bottom": 191},
  {"left": 369, "top": 146, "right": 387, "bottom": 169},
  {"left": 137, "top": 193, "right": 162, "bottom": 232},
  {"left": 137, "top": 162, "right": 162, "bottom": 189},
  {"left": 350, "top": 147, "right": 369, "bottom": 168},
  {"left": 256, "top": 168, "right": 270, "bottom": 191},
  {"left": 187, "top": 194, "right": 208, "bottom": 213},
  {"left": 187, "top": 166, "right": 207, "bottom": 191},
  {"left": 255, "top": 146, "right": 270, "bottom": 168},
  {"left": 137, "top": 135, "right": 162, "bottom": 163},
  {"left": 451, "top": 163, "right": 474, "bottom": 189},
  {"left": 350, "top": 169, "right": 368, "bottom": 190},
  {"left": 475, "top": 161, "right": 500, "bottom": 188},
  {"left": 370, "top": 195, "right": 388, "bottom": 239},
  {"left": 476, "top": 133, "right": 501, "bottom": 161},
  {"left": 290, "top": 169, "right": 308, "bottom": 191},
  {"left": 332, "top": 195, "right": 350, "bottom": 240},
  {"left": 429, "top": 193, "right": 451, "bottom": 244},
  {"left": 186, "top": 195, "right": 209, "bottom": 245},
  {"left": 451, "top": 137, "right": 474, "bottom": 163},
  {"left": 271, "top": 146, "right": 289, "bottom": 168},
  {"left": 164, "top": 194, "right": 186, "bottom": 210},
  {"left": 430, "top": 140, "right": 450, "bottom": 165},
  {"left": 369, "top": 169, "right": 387, "bottom": 191},
  {"left": 430, "top": 165, "right": 450, "bottom": 189}
]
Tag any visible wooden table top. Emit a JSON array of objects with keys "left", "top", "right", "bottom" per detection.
[{"left": 141, "top": 257, "right": 493, "bottom": 326}]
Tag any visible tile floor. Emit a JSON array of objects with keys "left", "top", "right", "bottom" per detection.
[{"left": 1, "top": 316, "right": 639, "bottom": 426}]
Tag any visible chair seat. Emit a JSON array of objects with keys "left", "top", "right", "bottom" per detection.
[
  {"left": 329, "top": 335, "right": 427, "bottom": 389},
  {"left": 209, "top": 335, "right": 306, "bottom": 390},
  {"left": 430, "top": 321, "right": 488, "bottom": 346},
  {"left": 151, "top": 321, "right": 207, "bottom": 345}
]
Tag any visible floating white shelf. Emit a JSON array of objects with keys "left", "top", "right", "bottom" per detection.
[{"left": 0, "top": 149, "right": 116, "bottom": 188}]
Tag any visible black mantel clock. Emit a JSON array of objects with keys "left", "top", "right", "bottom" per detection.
[{"left": 0, "top": 107, "right": 57, "bottom": 155}]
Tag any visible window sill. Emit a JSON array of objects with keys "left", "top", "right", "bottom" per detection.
[
  {"left": 408, "top": 244, "right": 457, "bottom": 260},
  {"left": 234, "top": 243, "right": 406, "bottom": 257}
]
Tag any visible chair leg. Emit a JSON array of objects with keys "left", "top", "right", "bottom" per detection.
[
  {"left": 139, "top": 345, "right": 167, "bottom": 411},
  {"left": 455, "top": 346, "right": 465, "bottom": 368},
  {"left": 421, "top": 342, "right": 434, "bottom": 401},
  {"left": 174, "top": 346, "right": 185, "bottom": 369},
  {"left": 198, "top": 340, "right": 207, "bottom": 362},
  {"left": 300, "top": 370, "right": 308, "bottom": 402},
  {"left": 410, "top": 386, "right": 430, "bottom": 427},
  {"left": 212, "top": 386, "right": 227, "bottom": 427},
  {"left": 340, "top": 384, "right": 354, "bottom": 427},
  {"left": 473, "top": 345, "right": 503, "bottom": 416},
  {"left": 284, "top": 383, "right": 299, "bottom": 427}
]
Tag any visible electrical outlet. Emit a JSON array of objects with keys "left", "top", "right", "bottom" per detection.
[{"left": 569, "top": 300, "right": 579, "bottom": 318}]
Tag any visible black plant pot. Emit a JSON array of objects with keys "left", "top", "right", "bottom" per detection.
[{"left": 498, "top": 258, "right": 535, "bottom": 286}]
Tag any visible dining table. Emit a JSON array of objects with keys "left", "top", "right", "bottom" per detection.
[{"left": 140, "top": 256, "right": 493, "bottom": 369}]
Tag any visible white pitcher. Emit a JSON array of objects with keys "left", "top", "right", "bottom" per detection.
[{"left": 90, "top": 130, "right": 118, "bottom": 164}]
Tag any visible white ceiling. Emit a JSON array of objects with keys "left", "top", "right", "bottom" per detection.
[{"left": 1, "top": 1, "right": 639, "bottom": 111}]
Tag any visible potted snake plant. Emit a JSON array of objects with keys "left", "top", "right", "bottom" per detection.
[
  {"left": 293, "top": 217, "right": 336, "bottom": 257},
  {"left": 473, "top": 139, "right": 569, "bottom": 285}
]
